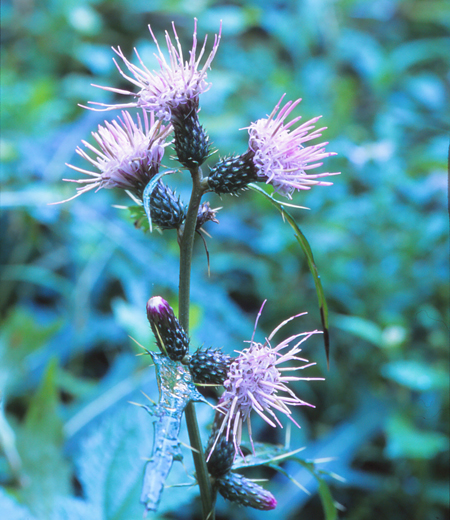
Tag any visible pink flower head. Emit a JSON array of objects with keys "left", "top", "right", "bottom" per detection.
[
  {"left": 246, "top": 95, "right": 339, "bottom": 198},
  {"left": 87, "top": 19, "right": 222, "bottom": 121},
  {"left": 57, "top": 110, "right": 172, "bottom": 203},
  {"left": 208, "top": 301, "right": 324, "bottom": 459}
]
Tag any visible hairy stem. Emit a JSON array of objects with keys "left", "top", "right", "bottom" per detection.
[{"left": 178, "top": 166, "right": 214, "bottom": 520}]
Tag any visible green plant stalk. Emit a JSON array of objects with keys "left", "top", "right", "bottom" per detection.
[{"left": 178, "top": 166, "right": 214, "bottom": 520}]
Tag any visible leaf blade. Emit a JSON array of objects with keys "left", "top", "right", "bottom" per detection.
[{"left": 249, "top": 184, "right": 330, "bottom": 367}]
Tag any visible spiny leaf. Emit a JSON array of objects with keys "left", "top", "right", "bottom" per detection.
[{"left": 232, "top": 442, "right": 306, "bottom": 470}]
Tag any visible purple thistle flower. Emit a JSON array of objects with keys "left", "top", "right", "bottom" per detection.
[
  {"left": 245, "top": 95, "right": 339, "bottom": 198},
  {"left": 56, "top": 110, "right": 172, "bottom": 203},
  {"left": 208, "top": 301, "right": 324, "bottom": 459},
  {"left": 86, "top": 19, "right": 222, "bottom": 121}
]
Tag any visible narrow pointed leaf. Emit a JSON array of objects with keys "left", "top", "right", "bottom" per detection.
[
  {"left": 317, "top": 477, "right": 338, "bottom": 520},
  {"left": 249, "top": 183, "right": 330, "bottom": 367}
]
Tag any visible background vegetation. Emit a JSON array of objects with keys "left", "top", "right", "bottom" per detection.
[{"left": 1, "top": 0, "right": 449, "bottom": 519}]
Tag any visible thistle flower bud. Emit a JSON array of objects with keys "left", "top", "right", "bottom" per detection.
[
  {"left": 207, "top": 150, "right": 258, "bottom": 195},
  {"left": 216, "top": 472, "right": 277, "bottom": 510},
  {"left": 206, "top": 434, "right": 235, "bottom": 478},
  {"left": 172, "top": 101, "right": 211, "bottom": 168},
  {"left": 189, "top": 347, "right": 232, "bottom": 385},
  {"left": 150, "top": 181, "right": 186, "bottom": 230},
  {"left": 146, "top": 296, "right": 189, "bottom": 361},
  {"left": 196, "top": 202, "right": 219, "bottom": 231}
]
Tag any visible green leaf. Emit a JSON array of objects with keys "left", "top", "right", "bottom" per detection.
[
  {"left": 237, "top": 444, "right": 338, "bottom": 520},
  {"left": 76, "top": 406, "right": 153, "bottom": 520},
  {"left": 233, "top": 442, "right": 306, "bottom": 470},
  {"left": 385, "top": 414, "right": 448, "bottom": 460},
  {"left": 143, "top": 170, "right": 174, "bottom": 232},
  {"left": 15, "top": 358, "right": 71, "bottom": 519},
  {"left": 128, "top": 205, "right": 149, "bottom": 232},
  {"left": 0, "top": 488, "right": 37, "bottom": 520},
  {"left": 24, "top": 359, "right": 61, "bottom": 438},
  {"left": 75, "top": 404, "right": 197, "bottom": 519},
  {"left": 0, "top": 265, "right": 72, "bottom": 298},
  {"left": 333, "top": 314, "right": 383, "bottom": 346},
  {"left": 249, "top": 183, "right": 330, "bottom": 366},
  {"left": 382, "top": 360, "right": 450, "bottom": 391},
  {"left": 317, "top": 477, "right": 338, "bottom": 520},
  {"left": 292, "top": 458, "right": 338, "bottom": 520}
]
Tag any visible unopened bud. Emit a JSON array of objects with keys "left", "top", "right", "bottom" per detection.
[
  {"left": 146, "top": 296, "right": 189, "bottom": 361},
  {"left": 216, "top": 472, "right": 277, "bottom": 510},
  {"left": 206, "top": 434, "right": 235, "bottom": 477},
  {"left": 189, "top": 347, "right": 232, "bottom": 385},
  {"left": 207, "top": 151, "right": 258, "bottom": 195},
  {"left": 172, "top": 102, "right": 211, "bottom": 168},
  {"left": 150, "top": 181, "right": 187, "bottom": 230}
]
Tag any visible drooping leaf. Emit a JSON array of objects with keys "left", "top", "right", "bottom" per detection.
[
  {"left": 74, "top": 390, "right": 200, "bottom": 519},
  {"left": 249, "top": 183, "right": 330, "bottom": 367},
  {"left": 317, "top": 477, "right": 338, "bottom": 520},
  {"left": 142, "top": 170, "right": 174, "bottom": 232}
]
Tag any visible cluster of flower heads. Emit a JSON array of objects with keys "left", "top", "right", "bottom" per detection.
[
  {"left": 57, "top": 18, "right": 336, "bottom": 514},
  {"left": 56, "top": 18, "right": 337, "bottom": 215},
  {"left": 147, "top": 296, "right": 323, "bottom": 510}
]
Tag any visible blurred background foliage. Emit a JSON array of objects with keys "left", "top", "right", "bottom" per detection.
[{"left": 1, "top": 0, "right": 449, "bottom": 519}]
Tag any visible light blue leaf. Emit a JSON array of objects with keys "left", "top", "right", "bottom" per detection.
[
  {"left": 382, "top": 360, "right": 449, "bottom": 391},
  {"left": 334, "top": 314, "right": 383, "bottom": 346},
  {"left": 0, "top": 488, "right": 37, "bottom": 520},
  {"left": 385, "top": 414, "right": 448, "bottom": 460},
  {"left": 76, "top": 406, "right": 153, "bottom": 520}
]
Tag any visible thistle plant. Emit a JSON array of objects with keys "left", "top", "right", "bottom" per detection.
[{"left": 55, "top": 18, "right": 339, "bottom": 519}]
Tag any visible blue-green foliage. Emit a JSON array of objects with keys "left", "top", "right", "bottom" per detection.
[{"left": 1, "top": 0, "right": 448, "bottom": 519}]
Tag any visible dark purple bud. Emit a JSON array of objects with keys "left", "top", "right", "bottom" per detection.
[
  {"left": 150, "top": 181, "right": 187, "bottom": 230},
  {"left": 189, "top": 347, "right": 232, "bottom": 385},
  {"left": 207, "top": 150, "right": 258, "bottom": 195},
  {"left": 206, "top": 433, "right": 235, "bottom": 477},
  {"left": 146, "top": 296, "right": 189, "bottom": 361},
  {"left": 171, "top": 100, "right": 211, "bottom": 168},
  {"left": 216, "top": 472, "right": 277, "bottom": 510}
]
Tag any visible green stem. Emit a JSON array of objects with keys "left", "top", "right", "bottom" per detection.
[{"left": 178, "top": 166, "right": 214, "bottom": 520}]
